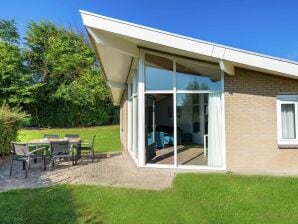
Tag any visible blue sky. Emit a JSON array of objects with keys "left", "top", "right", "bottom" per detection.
[{"left": 1, "top": 0, "right": 298, "bottom": 61}]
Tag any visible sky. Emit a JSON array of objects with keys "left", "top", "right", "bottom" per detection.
[{"left": 1, "top": 0, "right": 298, "bottom": 61}]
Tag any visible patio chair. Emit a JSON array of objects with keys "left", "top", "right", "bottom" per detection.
[
  {"left": 44, "top": 134, "right": 59, "bottom": 139},
  {"left": 10, "top": 142, "right": 45, "bottom": 178},
  {"left": 81, "top": 135, "right": 96, "bottom": 162},
  {"left": 48, "top": 141, "right": 73, "bottom": 170},
  {"left": 64, "top": 134, "right": 80, "bottom": 138}
]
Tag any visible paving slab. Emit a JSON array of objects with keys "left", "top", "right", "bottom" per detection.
[{"left": 0, "top": 151, "right": 175, "bottom": 192}]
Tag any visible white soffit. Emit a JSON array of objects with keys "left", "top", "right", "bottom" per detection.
[{"left": 80, "top": 10, "right": 298, "bottom": 103}]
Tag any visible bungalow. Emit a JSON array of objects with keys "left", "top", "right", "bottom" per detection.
[{"left": 81, "top": 10, "right": 298, "bottom": 174}]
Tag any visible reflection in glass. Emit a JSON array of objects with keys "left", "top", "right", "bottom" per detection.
[
  {"left": 176, "top": 60, "right": 222, "bottom": 91},
  {"left": 176, "top": 93, "right": 208, "bottom": 166},
  {"left": 145, "top": 54, "right": 173, "bottom": 90},
  {"left": 145, "top": 94, "right": 174, "bottom": 165}
]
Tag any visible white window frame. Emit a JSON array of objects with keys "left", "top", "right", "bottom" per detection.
[
  {"left": 276, "top": 95, "right": 298, "bottom": 146},
  {"left": 127, "top": 59, "right": 139, "bottom": 165},
  {"left": 141, "top": 49, "right": 226, "bottom": 170}
]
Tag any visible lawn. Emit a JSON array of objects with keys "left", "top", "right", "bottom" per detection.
[
  {"left": 18, "top": 125, "right": 121, "bottom": 153},
  {"left": 1, "top": 173, "right": 298, "bottom": 224}
]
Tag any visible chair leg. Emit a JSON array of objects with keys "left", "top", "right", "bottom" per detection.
[
  {"left": 9, "top": 158, "right": 14, "bottom": 176},
  {"left": 25, "top": 160, "right": 29, "bottom": 178},
  {"left": 49, "top": 158, "right": 54, "bottom": 171},
  {"left": 92, "top": 150, "right": 95, "bottom": 163},
  {"left": 28, "top": 156, "right": 31, "bottom": 170},
  {"left": 43, "top": 155, "right": 47, "bottom": 171}
]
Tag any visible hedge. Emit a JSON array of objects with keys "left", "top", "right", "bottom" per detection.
[{"left": 0, "top": 104, "right": 28, "bottom": 156}]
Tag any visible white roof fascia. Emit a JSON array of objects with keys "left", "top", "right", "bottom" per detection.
[{"left": 80, "top": 10, "right": 298, "bottom": 78}]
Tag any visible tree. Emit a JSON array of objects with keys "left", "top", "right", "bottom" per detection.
[
  {"left": 22, "top": 21, "right": 118, "bottom": 127},
  {"left": 0, "top": 19, "right": 19, "bottom": 44},
  {"left": 24, "top": 21, "right": 94, "bottom": 82},
  {"left": 0, "top": 19, "right": 119, "bottom": 128},
  {"left": 0, "top": 19, "right": 23, "bottom": 105}
]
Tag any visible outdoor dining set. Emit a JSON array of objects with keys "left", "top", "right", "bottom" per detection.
[{"left": 9, "top": 134, "right": 96, "bottom": 178}]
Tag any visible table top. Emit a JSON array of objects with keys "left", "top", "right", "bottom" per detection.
[{"left": 28, "top": 138, "right": 81, "bottom": 144}]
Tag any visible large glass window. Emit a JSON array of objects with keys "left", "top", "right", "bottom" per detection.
[
  {"left": 176, "top": 60, "right": 222, "bottom": 91},
  {"left": 145, "top": 54, "right": 173, "bottom": 90},
  {"left": 143, "top": 51, "right": 224, "bottom": 168}
]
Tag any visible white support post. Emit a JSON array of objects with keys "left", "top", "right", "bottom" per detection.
[
  {"left": 127, "top": 84, "right": 132, "bottom": 152},
  {"left": 138, "top": 50, "right": 146, "bottom": 167},
  {"left": 173, "top": 60, "right": 178, "bottom": 167}
]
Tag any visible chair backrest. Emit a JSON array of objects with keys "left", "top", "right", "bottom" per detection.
[
  {"left": 64, "top": 134, "right": 80, "bottom": 138},
  {"left": 44, "top": 134, "right": 59, "bottom": 139},
  {"left": 50, "top": 141, "right": 70, "bottom": 155},
  {"left": 11, "top": 142, "right": 29, "bottom": 156}
]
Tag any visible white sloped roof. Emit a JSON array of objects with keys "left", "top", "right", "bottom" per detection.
[{"left": 80, "top": 10, "right": 298, "bottom": 105}]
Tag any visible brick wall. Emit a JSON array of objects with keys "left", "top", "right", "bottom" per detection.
[{"left": 225, "top": 68, "right": 298, "bottom": 174}]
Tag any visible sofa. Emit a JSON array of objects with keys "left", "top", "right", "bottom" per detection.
[{"left": 147, "top": 126, "right": 183, "bottom": 149}]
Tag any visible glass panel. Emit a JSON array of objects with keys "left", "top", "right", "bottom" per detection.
[
  {"left": 145, "top": 54, "right": 173, "bottom": 90},
  {"left": 192, "top": 105, "right": 200, "bottom": 133},
  {"left": 281, "top": 104, "right": 296, "bottom": 139},
  {"left": 176, "top": 60, "right": 222, "bottom": 91},
  {"left": 145, "top": 94, "right": 174, "bottom": 165},
  {"left": 132, "top": 95, "right": 138, "bottom": 158},
  {"left": 176, "top": 93, "right": 207, "bottom": 166}
]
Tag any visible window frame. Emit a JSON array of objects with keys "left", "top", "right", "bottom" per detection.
[{"left": 277, "top": 95, "right": 298, "bottom": 146}]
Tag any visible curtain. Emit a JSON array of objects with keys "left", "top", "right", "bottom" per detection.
[
  {"left": 281, "top": 104, "right": 296, "bottom": 139},
  {"left": 208, "top": 92, "right": 223, "bottom": 167}
]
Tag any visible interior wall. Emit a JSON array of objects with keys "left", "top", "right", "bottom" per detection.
[{"left": 155, "top": 96, "right": 173, "bottom": 127}]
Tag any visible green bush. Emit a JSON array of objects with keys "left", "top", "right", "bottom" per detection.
[{"left": 0, "top": 104, "right": 28, "bottom": 156}]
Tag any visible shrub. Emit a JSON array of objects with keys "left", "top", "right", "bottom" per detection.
[{"left": 0, "top": 104, "right": 28, "bottom": 157}]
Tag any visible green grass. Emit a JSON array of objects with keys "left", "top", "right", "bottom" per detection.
[
  {"left": 18, "top": 125, "right": 121, "bottom": 153},
  {"left": 1, "top": 173, "right": 298, "bottom": 224}
]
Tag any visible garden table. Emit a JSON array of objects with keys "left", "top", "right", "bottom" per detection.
[{"left": 27, "top": 138, "right": 81, "bottom": 170}]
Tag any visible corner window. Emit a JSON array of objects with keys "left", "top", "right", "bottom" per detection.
[{"left": 277, "top": 95, "right": 298, "bottom": 146}]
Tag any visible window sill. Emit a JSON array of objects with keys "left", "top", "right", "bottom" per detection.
[{"left": 278, "top": 144, "right": 298, "bottom": 149}]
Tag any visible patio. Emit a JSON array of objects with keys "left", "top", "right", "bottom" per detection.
[{"left": 0, "top": 150, "right": 175, "bottom": 192}]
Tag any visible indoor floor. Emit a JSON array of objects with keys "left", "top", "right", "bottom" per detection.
[{"left": 148, "top": 145, "right": 208, "bottom": 166}]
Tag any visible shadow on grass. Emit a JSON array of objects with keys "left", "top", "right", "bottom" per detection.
[
  {"left": 0, "top": 185, "right": 104, "bottom": 224},
  {"left": 1, "top": 174, "right": 298, "bottom": 223}
]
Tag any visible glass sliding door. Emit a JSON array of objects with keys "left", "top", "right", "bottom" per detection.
[
  {"left": 145, "top": 94, "right": 174, "bottom": 165},
  {"left": 176, "top": 93, "right": 208, "bottom": 165},
  {"left": 175, "top": 59, "right": 223, "bottom": 167}
]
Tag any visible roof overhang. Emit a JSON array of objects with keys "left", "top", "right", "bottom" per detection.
[{"left": 80, "top": 10, "right": 298, "bottom": 105}]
